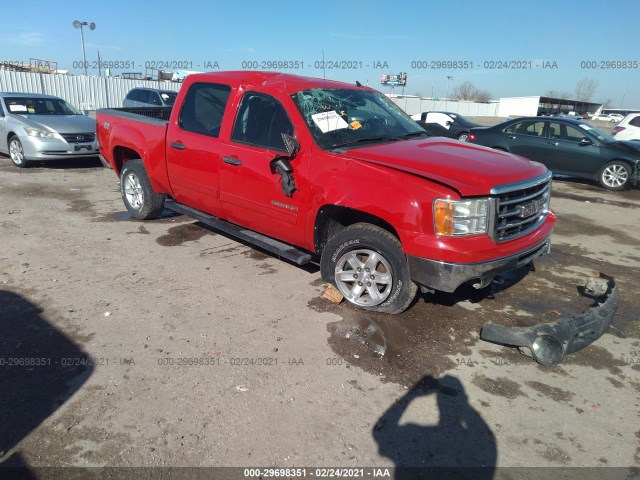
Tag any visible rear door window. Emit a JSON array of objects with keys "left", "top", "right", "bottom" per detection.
[
  {"left": 178, "top": 83, "right": 231, "bottom": 137},
  {"left": 505, "top": 121, "right": 545, "bottom": 136}
]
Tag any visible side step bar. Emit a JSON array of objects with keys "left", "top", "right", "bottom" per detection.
[{"left": 164, "top": 199, "right": 313, "bottom": 266}]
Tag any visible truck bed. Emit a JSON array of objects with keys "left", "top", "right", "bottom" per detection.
[
  {"left": 96, "top": 107, "right": 173, "bottom": 192},
  {"left": 99, "top": 107, "right": 172, "bottom": 124}
]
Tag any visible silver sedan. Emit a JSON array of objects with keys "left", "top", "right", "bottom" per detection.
[{"left": 0, "top": 92, "right": 99, "bottom": 168}]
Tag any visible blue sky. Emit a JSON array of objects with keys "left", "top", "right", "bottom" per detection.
[{"left": 2, "top": 0, "right": 639, "bottom": 106}]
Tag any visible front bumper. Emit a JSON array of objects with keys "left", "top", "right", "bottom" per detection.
[
  {"left": 480, "top": 275, "right": 618, "bottom": 365},
  {"left": 407, "top": 237, "right": 551, "bottom": 293},
  {"left": 20, "top": 134, "right": 99, "bottom": 160}
]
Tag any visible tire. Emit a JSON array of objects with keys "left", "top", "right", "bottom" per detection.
[
  {"left": 8, "top": 136, "right": 30, "bottom": 168},
  {"left": 120, "top": 159, "right": 165, "bottom": 219},
  {"left": 320, "top": 223, "right": 417, "bottom": 314},
  {"left": 457, "top": 132, "right": 470, "bottom": 142},
  {"left": 598, "top": 161, "right": 631, "bottom": 191}
]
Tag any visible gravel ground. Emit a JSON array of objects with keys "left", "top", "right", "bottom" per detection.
[{"left": 0, "top": 155, "right": 639, "bottom": 478}]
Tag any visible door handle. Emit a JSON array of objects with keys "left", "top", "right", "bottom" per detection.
[
  {"left": 170, "top": 141, "right": 186, "bottom": 150},
  {"left": 223, "top": 156, "right": 243, "bottom": 166},
  {"left": 547, "top": 141, "right": 559, "bottom": 146}
]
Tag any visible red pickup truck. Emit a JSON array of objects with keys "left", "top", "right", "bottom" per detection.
[{"left": 97, "top": 71, "right": 555, "bottom": 316}]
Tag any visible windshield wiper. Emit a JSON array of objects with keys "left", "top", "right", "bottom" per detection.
[
  {"left": 330, "top": 136, "right": 400, "bottom": 150},
  {"left": 399, "top": 131, "right": 430, "bottom": 139}
]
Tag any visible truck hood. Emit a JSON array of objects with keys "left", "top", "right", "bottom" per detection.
[{"left": 343, "top": 138, "right": 548, "bottom": 196}]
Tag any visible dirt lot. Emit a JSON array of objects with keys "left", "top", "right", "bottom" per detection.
[{"left": 1, "top": 155, "right": 639, "bottom": 477}]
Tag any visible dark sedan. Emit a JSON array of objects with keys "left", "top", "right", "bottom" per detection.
[
  {"left": 469, "top": 117, "right": 640, "bottom": 190},
  {"left": 415, "top": 111, "right": 481, "bottom": 142}
]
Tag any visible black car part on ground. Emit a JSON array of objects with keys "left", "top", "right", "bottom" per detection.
[{"left": 480, "top": 274, "right": 617, "bottom": 365}]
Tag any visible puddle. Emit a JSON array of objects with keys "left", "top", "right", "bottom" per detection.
[
  {"left": 471, "top": 374, "right": 528, "bottom": 399},
  {"left": 552, "top": 190, "right": 640, "bottom": 209},
  {"left": 156, "top": 223, "right": 212, "bottom": 246},
  {"left": 553, "top": 214, "right": 639, "bottom": 246}
]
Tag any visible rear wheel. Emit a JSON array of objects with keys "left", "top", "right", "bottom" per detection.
[
  {"left": 599, "top": 161, "right": 631, "bottom": 191},
  {"left": 120, "top": 159, "right": 165, "bottom": 219},
  {"left": 457, "top": 132, "right": 470, "bottom": 142},
  {"left": 320, "top": 223, "right": 417, "bottom": 314},
  {"left": 9, "top": 136, "right": 30, "bottom": 168}
]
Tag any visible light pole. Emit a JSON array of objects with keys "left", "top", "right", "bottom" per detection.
[
  {"left": 446, "top": 76, "right": 454, "bottom": 110},
  {"left": 73, "top": 20, "right": 95, "bottom": 76}
]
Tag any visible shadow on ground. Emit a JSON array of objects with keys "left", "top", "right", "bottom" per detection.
[
  {"left": 0, "top": 290, "right": 94, "bottom": 475},
  {"left": 373, "top": 374, "right": 496, "bottom": 479}
]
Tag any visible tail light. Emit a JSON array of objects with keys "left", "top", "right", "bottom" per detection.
[
  {"left": 469, "top": 133, "right": 476, "bottom": 141},
  {"left": 611, "top": 126, "right": 625, "bottom": 136}
]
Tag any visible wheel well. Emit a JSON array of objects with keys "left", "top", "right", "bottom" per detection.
[
  {"left": 314, "top": 205, "right": 400, "bottom": 254},
  {"left": 7, "top": 131, "right": 17, "bottom": 143},
  {"left": 113, "top": 146, "right": 141, "bottom": 174},
  {"left": 608, "top": 159, "right": 635, "bottom": 168}
]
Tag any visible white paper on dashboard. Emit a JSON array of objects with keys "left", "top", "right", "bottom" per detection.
[
  {"left": 311, "top": 111, "right": 349, "bottom": 133},
  {"left": 9, "top": 104, "right": 28, "bottom": 112}
]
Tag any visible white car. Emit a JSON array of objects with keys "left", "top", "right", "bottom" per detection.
[
  {"left": 593, "top": 113, "right": 623, "bottom": 122},
  {"left": 592, "top": 113, "right": 613, "bottom": 121},
  {"left": 612, "top": 113, "right": 640, "bottom": 141}
]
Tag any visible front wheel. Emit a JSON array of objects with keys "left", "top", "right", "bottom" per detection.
[
  {"left": 320, "top": 223, "right": 417, "bottom": 314},
  {"left": 9, "top": 136, "right": 30, "bottom": 168},
  {"left": 599, "top": 161, "right": 631, "bottom": 191},
  {"left": 120, "top": 159, "right": 165, "bottom": 219}
]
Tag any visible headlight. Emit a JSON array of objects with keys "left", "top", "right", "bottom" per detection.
[
  {"left": 434, "top": 198, "right": 489, "bottom": 236},
  {"left": 24, "top": 127, "right": 59, "bottom": 139}
]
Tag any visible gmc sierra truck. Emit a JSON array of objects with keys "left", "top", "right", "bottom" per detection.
[{"left": 96, "top": 71, "right": 620, "bottom": 363}]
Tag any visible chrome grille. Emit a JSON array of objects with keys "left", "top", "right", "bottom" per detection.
[
  {"left": 492, "top": 172, "right": 552, "bottom": 242},
  {"left": 61, "top": 133, "right": 95, "bottom": 143}
]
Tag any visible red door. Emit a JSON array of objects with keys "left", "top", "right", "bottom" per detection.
[
  {"left": 165, "top": 82, "right": 232, "bottom": 216},
  {"left": 218, "top": 91, "right": 306, "bottom": 246}
]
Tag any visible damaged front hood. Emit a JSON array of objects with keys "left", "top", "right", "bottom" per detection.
[{"left": 344, "top": 138, "right": 548, "bottom": 196}]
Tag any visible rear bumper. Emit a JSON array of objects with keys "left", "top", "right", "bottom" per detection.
[
  {"left": 407, "top": 237, "right": 551, "bottom": 293},
  {"left": 480, "top": 275, "right": 618, "bottom": 365}
]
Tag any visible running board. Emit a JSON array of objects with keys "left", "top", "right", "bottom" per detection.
[{"left": 164, "top": 199, "right": 312, "bottom": 266}]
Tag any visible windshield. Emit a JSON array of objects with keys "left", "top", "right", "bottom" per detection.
[
  {"left": 159, "top": 91, "right": 178, "bottom": 106},
  {"left": 4, "top": 97, "right": 81, "bottom": 115},
  {"left": 291, "top": 88, "right": 426, "bottom": 150},
  {"left": 578, "top": 123, "right": 616, "bottom": 143}
]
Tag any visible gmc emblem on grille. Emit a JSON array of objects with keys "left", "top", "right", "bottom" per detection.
[
  {"left": 75, "top": 135, "right": 85, "bottom": 141},
  {"left": 517, "top": 200, "right": 543, "bottom": 218}
]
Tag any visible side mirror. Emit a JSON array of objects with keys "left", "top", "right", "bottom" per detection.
[
  {"left": 446, "top": 120, "right": 453, "bottom": 126},
  {"left": 579, "top": 138, "right": 593, "bottom": 146},
  {"left": 270, "top": 157, "right": 293, "bottom": 174}
]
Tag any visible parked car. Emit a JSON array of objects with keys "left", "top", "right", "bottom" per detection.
[
  {"left": 0, "top": 92, "right": 99, "bottom": 168},
  {"left": 612, "top": 113, "right": 640, "bottom": 141},
  {"left": 123, "top": 88, "right": 178, "bottom": 108},
  {"left": 608, "top": 113, "right": 624, "bottom": 123},
  {"left": 469, "top": 117, "right": 640, "bottom": 190},
  {"left": 415, "top": 111, "right": 481, "bottom": 141},
  {"left": 592, "top": 113, "right": 619, "bottom": 122}
]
